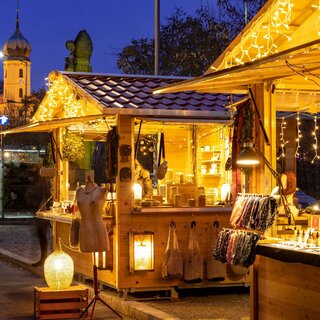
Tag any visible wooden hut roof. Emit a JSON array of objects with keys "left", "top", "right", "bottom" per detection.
[
  {"left": 2, "top": 71, "right": 241, "bottom": 134},
  {"left": 153, "top": 0, "right": 320, "bottom": 112}
]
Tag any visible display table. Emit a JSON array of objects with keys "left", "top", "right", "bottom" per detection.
[{"left": 251, "top": 243, "right": 320, "bottom": 320}]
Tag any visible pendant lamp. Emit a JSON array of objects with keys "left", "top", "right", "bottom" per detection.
[{"left": 237, "top": 142, "right": 260, "bottom": 166}]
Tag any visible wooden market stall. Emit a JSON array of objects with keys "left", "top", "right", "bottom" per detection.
[
  {"left": 4, "top": 71, "right": 250, "bottom": 298},
  {"left": 153, "top": 0, "right": 320, "bottom": 318}
]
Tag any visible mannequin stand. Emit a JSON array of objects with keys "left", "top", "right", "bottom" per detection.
[{"left": 80, "top": 264, "right": 122, "bottom": 319}]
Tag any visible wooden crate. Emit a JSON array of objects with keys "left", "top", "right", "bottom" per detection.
[{"left": 34, "top": 285, "right": 88, "bottom": 319}]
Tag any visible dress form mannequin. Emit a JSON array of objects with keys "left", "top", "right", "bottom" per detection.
[
  {"left": 77, "top": 177, "right": 122, "bottom": 319},
  {"left": 76, "top": 176, "right": 109, "bottom": 252}
]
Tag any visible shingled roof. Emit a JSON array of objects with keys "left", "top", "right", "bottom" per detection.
[{"left": 61, "top": 72, "right": 240, "bottom": 113}]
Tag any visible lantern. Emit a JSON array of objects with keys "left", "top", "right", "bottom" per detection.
[
  {"left": 44, "top": 238, "right": 74, "bottom": 290},
  {"left": 129, "top": 231, "right": 154, "bottom": 273}
]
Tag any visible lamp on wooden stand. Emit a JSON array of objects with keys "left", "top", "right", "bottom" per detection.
[{"left": 80, "top": 252, "right": 122, "bottom": 319}]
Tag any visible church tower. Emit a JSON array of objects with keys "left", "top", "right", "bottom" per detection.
[{"left": 2, "top": 5, "right": 31, "bottom": 105}]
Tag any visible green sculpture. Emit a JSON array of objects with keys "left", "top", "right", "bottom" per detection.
[{"left": 64, "top": 30, "right": 93, "bottom": 72}]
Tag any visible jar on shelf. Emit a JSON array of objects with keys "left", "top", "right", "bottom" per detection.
[
  {"left": 170, "top": 186, "right": 179, "bottom": 204},
  {"left": 174, "top": 194, "right": 182, "bottom": 207},
  {"left": 198, "top": 194, "right": 206, "bottom": 207},
  {"left": 201, "top": 165, "right": 207, "bottom": 174},
  {"left": 206, "top": 188, "right": 218, "bottom": 205}
]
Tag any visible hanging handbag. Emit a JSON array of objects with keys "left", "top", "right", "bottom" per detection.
[
  {"left": 184, "top": 221, "right": 203, "bottom": 283},
  {"left": 69, "top": 209, "right": 81, "bottom": 249},
  {"left": 156, "top": 132, "right": 168, "bottom": 180},
  {"left": 162, "top": 221, "right": 183, "bottom": 279}
]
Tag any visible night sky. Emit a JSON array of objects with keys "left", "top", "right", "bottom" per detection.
[{"left": 0, "top": 0, "right": 219, "bottom": 91}]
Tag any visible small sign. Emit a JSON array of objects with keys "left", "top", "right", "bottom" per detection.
[{"left": 0, "top": 116, "right": 8, "bottom": 125}]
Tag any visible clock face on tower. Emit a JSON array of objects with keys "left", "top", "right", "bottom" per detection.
[{"left": 19, "top": 79, "right": 25, "bottom": 85}]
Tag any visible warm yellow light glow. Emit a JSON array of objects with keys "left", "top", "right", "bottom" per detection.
[
  {"left": 129, "top": 232, "right": 154, "bottom": 272},
  {"left": 44, "top": 238, "right": 74, "bottom": 290},
  {"left": 221, "top": 183, "right": 231, "bottom": 202},
  {"left": 92, "top": 251, "right": 107, "bottom": 270},
  {"left": 237, "top": 146, "right": 260, "bottom": 166},
  {"left": 33, "top": 74, "right": 86, "bottom": 122},
  {"left": 133, "top": 183, "right": 143, "bottom": 200}
]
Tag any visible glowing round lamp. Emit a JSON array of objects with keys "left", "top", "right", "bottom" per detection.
[{"left": 44, "top": 238, "right": 74, "bottom": 290}]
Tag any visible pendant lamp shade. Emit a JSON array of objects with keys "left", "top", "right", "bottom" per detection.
[
  {"left": 237, "top": 143, "right": 260, "bottom": 166},
  {"left": 44, "top": 238, "right": 74, "bottom": 290}
]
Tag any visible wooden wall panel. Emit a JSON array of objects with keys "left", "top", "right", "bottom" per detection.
[{"left": 252, "top": 255, "right": 320, "bottom": 320}]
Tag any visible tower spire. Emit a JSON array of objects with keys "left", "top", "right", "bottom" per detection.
[{"left": 16, "top": 0, "right": 20, "bottom": 31}]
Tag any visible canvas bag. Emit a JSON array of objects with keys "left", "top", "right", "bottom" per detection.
[
  {"left": 162, "top": 221, "right": 183, "bottom": 279},
  {"left": 184, "top": 221, "right": 203, "bottom": 283},
  {"left": 69, "top": 209, "right": 81, "bottom": 249},
  {"left": 206, "top": 220, "right": 227, "bottom": 281},
  {"left": 156, "top": 132, "right": 168, "bottom": 180}
]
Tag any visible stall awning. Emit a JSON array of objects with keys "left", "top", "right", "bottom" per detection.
[
  {"left": 153, "top": 39, "right": 320, "bottom": 112},
  {"left": 0, "top": 114, "right": 107, "bottom": 135},
  {"left": 154, "top": 38, "right": 320, "bottom": 94}
]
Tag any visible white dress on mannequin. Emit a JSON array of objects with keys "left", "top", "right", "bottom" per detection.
[{"left": 76, "top": 180, "right": 110, "bottom": 252}]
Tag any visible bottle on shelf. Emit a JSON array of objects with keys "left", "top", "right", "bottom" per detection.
[{"left": 316, "top": 232, "right": 320, "bottom": 247}]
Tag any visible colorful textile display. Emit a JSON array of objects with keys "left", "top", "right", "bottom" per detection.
[
  {"left": 230, "top": 193, "right": 277, "bottom": 231},
  {"left": 213, "top": 229, "right": 260, "bottom": 268}
]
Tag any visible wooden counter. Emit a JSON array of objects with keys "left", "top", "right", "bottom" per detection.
[
  {"left": 251, "top": 243, "right": 320, "bottom": 320},
  {"left": 37, "top": 206, "right": 250, "bottom": 296}
]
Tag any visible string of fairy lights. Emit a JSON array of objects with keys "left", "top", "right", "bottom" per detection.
[
  {"left": 278, "top": 112, "right": 320, "bottom": 163},
  {"left": 34, "top": 75, "right": 86, "bottom": 122},
  {"left": 215, "top": 0, "right": 294, "bottom": 70}
]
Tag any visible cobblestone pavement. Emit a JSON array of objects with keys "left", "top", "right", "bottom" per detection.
[
  {"left": 145, "top": 287, "right": 250, "bottom": 320},
  {"left": 0, "top": 222, "right": 46, "bottom": 264},
  {"left": 0, "top": 219, "right": 250, "bottom": 320}
]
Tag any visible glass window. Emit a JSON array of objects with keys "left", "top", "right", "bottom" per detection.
[
  {"left": 134, "top": 121, "right": 231, "bottom": 208},
  {"left": 19, "top": 69, "right": 23, "bottom": 78},
  {"left": 19, "top": 88, "right": 23, "bottom": 98}
]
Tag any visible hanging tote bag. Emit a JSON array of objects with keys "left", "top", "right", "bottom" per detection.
[
  {"left": 156, "top": 132, "right": 168, "bottom": 180},
  {"left": 162, "top": 221, "right": 183, "bottom": 279},
  {"left": 206, "top": 220, "right": 227, "bottom": 281},
  {"left": 184, "top": 221, "right": 204, "bottom": 283}
]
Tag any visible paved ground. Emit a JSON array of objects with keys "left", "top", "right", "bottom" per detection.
[{"left": 0, "top": 217, "right": 250, "bottom": 320}]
